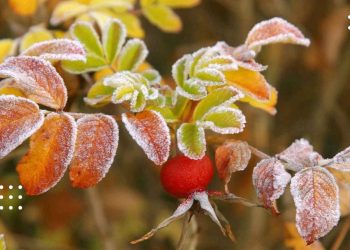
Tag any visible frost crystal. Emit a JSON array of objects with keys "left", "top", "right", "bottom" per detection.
[
  {"left": 277, "top": 138, "right": 322, "bottom": 171},
  {"left": 0, "top": 95, "right": 44, "bottom": 159},
  {"left": 0, "top": 56, "right": 68, "bottom": 109},
  {"left": 252, "top": 158, "right": 291, "bottom": 214},
  {"left": 122, "top": 110, "right": 170, "bottom": 165},
  {"left": 328, "top": 146, "right": 350, "bottom": 171},
  {"left": 290, "top": 167, "right": 340, "bottom": 244},
  {"left": 70, "top": 114, "right": 119, "bottom": 188},
  {"left": 22, "top": 39, "right": 86, "bottom": 62},
  {"left": 177, "top": 123, "right": 206, "bottom": 160}
]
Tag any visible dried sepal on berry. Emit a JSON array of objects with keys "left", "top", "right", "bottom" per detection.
[
  {"left": 215, "top": 141, "right": 251, "bottom": 187},
  {"left": 290, "top": 166, "right": 340, "bottom": 244},
  {"left": 22, "top": 39, "right": 86, "bottom": 62},
  {"left": 69, "top": 114, "right": 119, "bottom": 188},
  {"left": 177, "top": 123, "right": 206, "bottom": 160},
  {"left": 131, "top": 195, "right": 194, "bottom": 244},
  {"left": 0, "top": 56, "right": 68, "bottom": 110},
  {"left": 277, "top": 138, "right": 323, "bottom": 171},
  {"left": 122, "top": 110, "right": 170, "bottom": 165},
  {"left": 0, "top": 95, "right": 44, "bottom": 159},
  {"left": 327, "top": 146, "right": 350, "bottom": 171},
  {"left": 245, "top": 17, "right": 310, "bottom": 51},
  {"left": 17, "top": 113, "right": 77, "bottom": 195},
  {"left": 252, "top": 158, "right": 291, "bottom": 214}
]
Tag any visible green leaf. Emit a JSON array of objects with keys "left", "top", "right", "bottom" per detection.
[
  {"left": 193, "top": 87, "right": 242, "bottom": 121},
  {"left": 141, "top": 69, "right": 161, "bottom": 84},
  {"left": 111, "top": 85, "right": 134, "bottom": 103},
  {"left": 176, "top": 78, "right": 207, "bottom": 100},
  {"left": 142, "top": 4, "right": 181, "bottom": 32},
  {"left": 62, "top": 53, "right": 106, "bottom": 73},
  {"left": 172, "top": 55, "right": 189, "bottom": 86},
  {"left": 71, "top": 21, "right": 104, "bottom": 58},
  {"left": 194, "top": 68, "right": 225, "bottom": 86},
  {"left": 198, "top": 107, "right": 246, "bottom": 134},
  {"left": 102, "top": 19, "right": 126, "bottom": 64},
  {"left": 130, "top": 91, "right": 146, "bottom": 112},
  {"left": 147, "top": 106, "right": 177, "bottom": 122},
  {"left": 84, "top": 80, "right": 114, "bottom": 107},
  {"left": 117, "top": 39, "right": 148, "bottom": 71},
  {"left": 172, "top": 95, "right": 188, "bottom": 117},
  {"left": 177, "top": 123, "right": 206, "bottom": 159}
]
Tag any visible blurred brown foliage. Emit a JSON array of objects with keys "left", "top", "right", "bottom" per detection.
[{"left": 1, "top": 0, "right": 350, "bottom": 249}]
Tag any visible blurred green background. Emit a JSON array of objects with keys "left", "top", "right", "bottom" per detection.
[{"left": 1, "top": 0, "right": 350, "bottom": 249}]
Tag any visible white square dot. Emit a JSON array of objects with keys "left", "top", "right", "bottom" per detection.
[
  {"left": 0, "top": 206, "right": 3, "bottom": 210},
  {"left": 9, "top": 206, "right": 13, "bottom": 210},
  {"left": 18, "top": 206, "right": 22, "bottom": 210},
  {"left": 0, "top": 195, "right": 3, "bottom": 199},
  {"left": 9, "top": 185, "right": 13, "bottom": 190},
  {"left": 0, "top": 185, "right": 3, "bottom": 190},
  {"left": 18, "top": 185, "right": 22, "bottom": 190},
  {"left": 18, "top": 195, "right": 22, "bottom": 199},
  {"left": 9, "top": 195, "right": 13, "bottom": 199}
]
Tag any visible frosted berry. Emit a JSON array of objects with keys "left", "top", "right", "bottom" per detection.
[{"left": 160, "top": 155, "right": 214, "bottom": 198}]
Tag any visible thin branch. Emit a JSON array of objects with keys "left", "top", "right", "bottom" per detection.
[{"left": 86, "top": 187, "right": 116, "bottom": 250}]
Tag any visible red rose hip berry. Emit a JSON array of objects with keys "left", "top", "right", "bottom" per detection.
[{"left": 160, "top": 155, "right": 214, "bottom": 198}]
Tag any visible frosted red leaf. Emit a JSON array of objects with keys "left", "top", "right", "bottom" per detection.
[
  {"left": 252, "top": 158, "right": 291, "bottom": 214},
  {"left": 215, "top": 141, "right": 251, "bottom": 185},
  {"left": 0, "top": 95, "right": 44, "bottom": 159},
  {"left": 22, "top": 39, "right": 86, "bottom": 62},
  {"left": 122, "top": 110, "right": 170, "bottom": 165},
  {"left": 277, "top": 138, "right": 323, "bottom": 171},
  {"left": 245, "top": 17, "right": 310, "bottom": 50},
  {"left": 70, "top": 114, "right": 119, "bottom": 188},
  {"left": 17, "top": 113, "right": 77, "bottom": 195},
  {"left": 290, "top": 167, "right": 340, "bottom": 244},
  {"left": 328, "top": 146, "right": 350, "bottom": 171},
  {"left": 0, "top": 56, "right": 67, "bottom": 110}
]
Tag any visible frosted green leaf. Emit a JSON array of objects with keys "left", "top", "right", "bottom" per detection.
[
  {"left": 70, "top": 22, "right": 104, "bottom": 58},
  {"left": 62, "top": 53, "right": 106, "bottom": 73},
  {"left": 111, "top": 85, "right": 134, "bottom": 103},
  {"left": 194, "top": 68, "right": 225, "bottom": 86},
  {"left": 84, "top": 80, "right": 114, "bottom": 106},
  {"left": 147, "top": 106, "right": 177, "bottom": 123},
  {"left": 198, "top": 107, "right": 246, "bottom": 134},
  {"left": 176, "top": 79, "right": 207, "bottom": 100},
  {"left": 131, "top": 90, "right": 147, "bottom": 112},
  {"left": 193, "top": 87, "right": 243, "bottom": 121},
  {"left": 177, "top": 123, "right": 206, "bottom": 160},
  {"left": 118, "top": 39, "right": 148, "bottom": 71},
  {"left": 141, "top": 69, "right": 161, "bottom": 85},
  {"left": 102, "top": 19, "right": 126, "bottom": 64},
  {"left": 172, "top": 55, "right": 190, "bottom": 86},
  {"left": 189, "top": 47, "right": 208, "bottom": 76},
  {"left": 172, "top": 95, "right": 188, "bottom": 117}
]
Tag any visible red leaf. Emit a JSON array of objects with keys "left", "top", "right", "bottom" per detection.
[
  {"left": 22, "top": 39, "right": 86, "bottom": 62},
  {"left": 70, "top": 114, "right": 119, "bottom": 188},
  {"left": 17, "top": 113, "right": 77, "bottom": 195},
  {"left": 290, "top": 167, "right": 340, "bottom": 244},
  {"left": 245, "top": 17, "right": 310, "bottom": 50},
  {"left": 122, "top": 110, "right": 170, "bottom": 165},
  {"left": 215, "top": 141, "right": 251, "bottom": 184},
  {"left": 252, "top": 158, "right": 291, "bottom": 214},
  {"left": 0, "top": 95, "right": 44, "bottom": 159},
  {"left": 0, "top": 56, "right": 67, "bottom": 109}
]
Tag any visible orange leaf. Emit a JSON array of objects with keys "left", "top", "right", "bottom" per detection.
[
  {"left": 240, "top": 86, "right": 278, "bottom": 115},
  {"left": 17, "top": 113, "right": 77, "bottom": 195},
  {"left": 122, "top": 110, "right": 170, "bottom": 165},
  {"left": 0, "top": 56, "right": 67, "bottom": 110},
  {"left": 8, "top": 0, "right": 37, "bottom": 16},
  {"left": 70, "top": 114, "right": 119, "bottom": 188},
  {"left": 225, "top": 68, "right": 271, "bottom": 101},
  {"left": 0, "top": 95, "right": 44, "bottom": 159}
]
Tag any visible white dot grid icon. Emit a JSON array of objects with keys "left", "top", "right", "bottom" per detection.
[
  {"left": 0, "top": 184, "right": 24, "bottom": 211},
  {"left": 348, "top": 15, "right": 350, "bottom": 30}
]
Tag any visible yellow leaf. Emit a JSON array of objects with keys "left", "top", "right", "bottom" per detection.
[
  {"left": 114, "top": 13, "right": 145, "bottom": 38},
  {"left": 241, "top": 86, "right": 278, "bottom": 115},
  {"left": 20, "top": 27, "right": 53, "bottom": 52},
  {"left": 8, "top": 0, "right": 38, "bottom": 16},
  {"left": 0, "top": 86, "right": 25, "bottom": 97},
  {"left": 0, "top": 39, "right": 16, "bottom": 63},
  {"left": 159, "top": 0, "right": 201, "bottom": 8},
  {"left": 225, "top": 68, "right": 271, "bottom": 101},
  {"left": 50, "top": 1, "right": 88, "bottom": 25},
  {"left": 93, "top": 68, "right": 114, "bottom": 81},
  {"left": 142, "top": 5, "right": 182, "bottom": 33}
]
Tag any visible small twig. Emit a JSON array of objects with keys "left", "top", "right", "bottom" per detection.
[
  {"left": 86, "top": 188, "right": 116, "bottom": 250},
  {"left": 331, "top": 216, "right": 350, "bottom": 250},
  {"left": 176, "top": 212, "right": 192, "bottom": 250},
  {"left": 248, "top": 145, "right": 271, "bottom": 159}
]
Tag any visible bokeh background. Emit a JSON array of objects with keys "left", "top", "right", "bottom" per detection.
[{"left": 0, "top": 0, "right": 350, "bottom": 249}]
